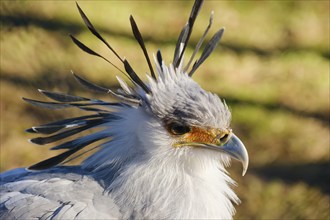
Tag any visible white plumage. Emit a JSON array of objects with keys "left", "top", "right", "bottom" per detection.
[{"left": 0, "top": 1, "right": 248, "bottom": 219}]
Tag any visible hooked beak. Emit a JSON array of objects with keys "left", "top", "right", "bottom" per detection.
[
  {"left": 219, "top": 134, "right": 249, "bottom": 176},
  {"left": 190, "top": 133, "right": 249, "bottom": 176}
]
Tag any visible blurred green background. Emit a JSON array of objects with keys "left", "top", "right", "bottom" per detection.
[{"left": 1, "top": 1, "right": 329, "bottom": 219}]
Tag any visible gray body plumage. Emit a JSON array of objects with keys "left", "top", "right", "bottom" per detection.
[
  {"left": 1, "top": 167, "right": 120, "bottom": 219},
  {"left": 0, "top": 1, "right": 249, "bottom": 219}
]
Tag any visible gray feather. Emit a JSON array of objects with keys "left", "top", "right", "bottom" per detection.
[{"left": 0, "top": 167, "right": 120, "bottom": 219}]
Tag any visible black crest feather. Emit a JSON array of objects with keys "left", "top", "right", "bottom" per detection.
[
  {"left": 189, "top": 28, "right": 224, "bottom": 76},
  {"left": 173, "top": 0, "right": 204, "bottom": 68},
  {"left": 129, "top": 15, "right": 156, "bottom": 80},
  {"left": 26, "top": 0, "right": 225, "bottom": 170},
  {"left": 73, "top": 3, "right": 151, "bottom": 94}
]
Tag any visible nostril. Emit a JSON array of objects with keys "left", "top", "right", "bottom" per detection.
[{"left": 219, "top": 133, "right": 229, "bottom": 143}]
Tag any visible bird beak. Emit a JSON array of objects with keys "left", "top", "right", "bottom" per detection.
[
  {"left": 189, "top": 133, "right": 249, "bottom": 176},
  {"left": 218, "top": 134, "right": 249, "bottom": 176}
]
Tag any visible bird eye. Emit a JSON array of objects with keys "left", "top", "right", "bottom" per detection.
[{"left": 168, "top": 122, "right": 191, "bottom": 135}]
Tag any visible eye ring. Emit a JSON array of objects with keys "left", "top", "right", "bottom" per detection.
[{"left": 168, "top": 122, "right": 191, "bottom": 135}]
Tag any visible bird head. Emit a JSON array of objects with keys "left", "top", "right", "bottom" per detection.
[{"left": 132, "top": 64, "right": 248, "bottom": 176}]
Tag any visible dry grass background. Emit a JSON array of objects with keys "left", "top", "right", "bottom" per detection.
[{"left": 0, "top": 1, "right": 329, "bottom": 219}]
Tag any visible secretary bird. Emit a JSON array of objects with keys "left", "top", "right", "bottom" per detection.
[{"left": 0, "top": 0, "right": 248, "bottom": 219}]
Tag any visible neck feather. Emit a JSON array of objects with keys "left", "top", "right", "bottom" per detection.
[{"left": 82, "top": 108, "right": 239, "bottom": 219}]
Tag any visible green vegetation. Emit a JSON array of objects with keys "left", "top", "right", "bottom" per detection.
[{"left": 1, "top": 1, "right": 329, "bottom": 219}]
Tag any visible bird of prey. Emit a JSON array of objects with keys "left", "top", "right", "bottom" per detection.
[{"left": 0, "top": 0, "right": 248, "bottom": 219}]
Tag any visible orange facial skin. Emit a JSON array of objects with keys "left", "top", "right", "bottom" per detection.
[{"left": 174, "top": 126, "right": 231, "bottom": 147}]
